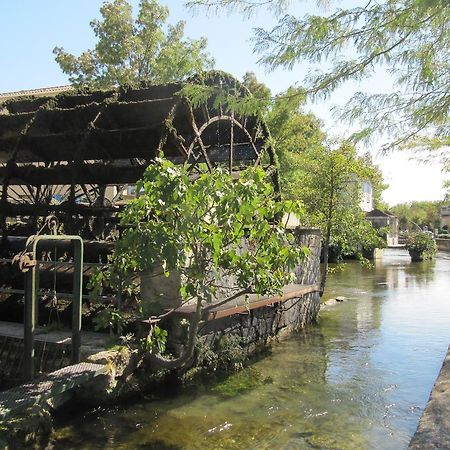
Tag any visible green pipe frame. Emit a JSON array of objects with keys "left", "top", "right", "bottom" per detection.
[{"left": 23, "top": 234, "right": 84, "bottom": 381}]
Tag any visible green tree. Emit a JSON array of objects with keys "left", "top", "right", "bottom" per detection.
[
  {"left": 93, "top": 157, "right": 305, "bottom": 369},
  {"left": 188, "top": 0, "right": 449, "bottom": 154},
  {"left": 241, "top": 75, "right": 385, "bottom": 290},
  {"left": 293, "top": 142, "right": 384, "bottom": 290},
  {"left": 242, "top": 71, "right": 272, "bottom": 100},
  {"left": 243, "top": 73, "right": 387, "bottom": 290},
  {"left": 390, "top": 200, "right": 442, "bottom": 231},
  {"left": 54, "top": 0, "right": 214, "bottom": 88},
  {"left": 241, "top": 74, "right": 326, "bottom": 198},
  {"left": 266, "top": 89, "right": 326, "bottom": 199}
]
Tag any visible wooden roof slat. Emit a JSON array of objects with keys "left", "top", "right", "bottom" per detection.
[
  {"left": 0, "top": 112, "right": 35, "bottom": 139},
  {"left": 1, "top": 143, "right": 260, "bottom": 186},
  {"left": 0, "top": 127, "right": 164, "bottom": 163},
  {"left": 96, "top": 98, "right": 174, "bottom": 130}
]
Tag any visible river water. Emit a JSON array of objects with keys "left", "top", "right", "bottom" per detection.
[{"left": 51, "top": 249, "right": 450, "bottom": 449}]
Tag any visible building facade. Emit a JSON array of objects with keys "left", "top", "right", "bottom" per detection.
[
  {"left": 440, "top": 205, "right": 450, "bottom": 229},
  {"left": 366, "top": 209, "right": 399, "bottom": 246}
]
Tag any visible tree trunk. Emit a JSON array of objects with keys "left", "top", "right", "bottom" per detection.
[
  {"left": 320, "top": 187, "right": 334, "bottom": 296},
  {"left": 320, "top": 227, "right": 331, "bottom": 296},
  {"left": 146, "top": 297, "right": 202, "bottom": 370}
]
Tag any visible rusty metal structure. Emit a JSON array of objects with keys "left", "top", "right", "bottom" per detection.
[{"left": 0, "top": 72, "right": 276, "bottom": 243}]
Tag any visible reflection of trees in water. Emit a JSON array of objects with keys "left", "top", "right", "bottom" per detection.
[
  {"left": 404, "top": 259, "right": 436, "bottom": 286},
  {"left": 323, "top": 261, "right": 384, "bottom": 337},
  {"left": 376, "top": 257, "right": 436, "bottom": 289},
  {"left": 374, "top": 259, "right": 401, "bottom": 291},
  {"left": 373, "top": 249, "right": 436, "bottom": 288},
  {"left": 320, "top": 268, "right": 401, "bottom": 448}
]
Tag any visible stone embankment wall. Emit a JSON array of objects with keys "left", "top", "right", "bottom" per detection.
[
  {"left": 196, "top": 291, "right": 319, "bottom": 362},
  {"left": 192, "top": 227, "right": 322, "bottom": 369},
  {"left": 436, "top": 238, "right": 450, "bottom": 252},
  {"left": 409, "top": 346, "right": 450, "bottom": 450},
  {"left": 294, "top": 228, "right": 321, "bottom": 285}
]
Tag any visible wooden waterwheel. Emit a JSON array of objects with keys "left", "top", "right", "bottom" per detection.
[{"left": 0, "top": 71, "right": 277, "bottom": 242}]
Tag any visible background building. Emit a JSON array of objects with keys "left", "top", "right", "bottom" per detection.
[
  {"left": 360, "top": 181, "right": 373, "bottom": 212},
  {"left": 366, "top": 209, "right": 399, "bottom": 246},
  {"left": 440, "top": 205, "right": 450, "bottom": 229}
]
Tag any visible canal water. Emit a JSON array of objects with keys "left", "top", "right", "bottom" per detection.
[{"left": 50, "top": 249, "right": 450, "bottom": 449}]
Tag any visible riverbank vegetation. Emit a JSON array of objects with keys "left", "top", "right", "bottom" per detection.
[
  {"left": 90, "top": 158, "right": 306, "bottom": 368},
  {"left": 243, "top": 74, "right": 387, "bottom": 288},
  {"left": 390, "top": 201, "right": 444, "bottom": 232},
  {"left": 405, "top": 232, "right": 437, "bottom": 261}
]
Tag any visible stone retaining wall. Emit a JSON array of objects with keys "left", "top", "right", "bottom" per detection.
[
  {"left": 200, "top": 227, "right": 321, "bottom": 348},
  {"left": 294, "top": 227, "right": 321, "bottom": 285},
  {"left": 195, "top": 292, "right": 319, "bottom": 368},
  {"left": 409, "top": 346, "right": 450, "bottom": 450},
  {"left": 436, "top": 238, "right": 450, "bottom": 252},
  {"left": 186, "top": 227, "right": 322, "bottom": 373}
]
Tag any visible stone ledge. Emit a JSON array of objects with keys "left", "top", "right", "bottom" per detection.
[
  {"left": 0, "top": 362, "right": 107, "bottom": 419},
  {"left": 409, "top": 345, "right": 450, "bottom": 449}
]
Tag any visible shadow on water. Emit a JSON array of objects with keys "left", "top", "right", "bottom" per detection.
[{"left": 50, "top": 249, "right": 450, "bottom": 450}]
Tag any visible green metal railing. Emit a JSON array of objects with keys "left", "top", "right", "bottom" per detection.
[{"left": 21, "top": 234, "right": 84, "bottom": 381}]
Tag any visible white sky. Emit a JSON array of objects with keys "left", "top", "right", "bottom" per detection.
[{"left": 0, "top": 0, "right": 447, "bottom": 205}]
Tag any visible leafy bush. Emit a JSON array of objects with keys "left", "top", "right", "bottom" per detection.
[{"left": 405, "top": 232, "right": 437, "bottom": 261}]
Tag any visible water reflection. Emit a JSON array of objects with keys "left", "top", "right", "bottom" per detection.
[{"left": 51, "top": 250, "right": 450, "bottom": 450}]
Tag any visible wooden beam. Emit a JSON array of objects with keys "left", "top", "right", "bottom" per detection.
[{"left": 170, "top": 284, "right": 320, "bottom": 321}]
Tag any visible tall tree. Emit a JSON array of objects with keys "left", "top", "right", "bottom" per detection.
[
  {"left": 243, "top": 75, "right": 385, "bottom": 289},
  {"left": 242, "top": 75, "right": 385, "bottom": 288},
  {"left": 293, "top": 142, "right": 384, "bottom": 291},
  {"left": 390, "top": 200, "right": 442, "bottom": 231},
  {"left": 266, "top": 88, "right": 326, "bottom": 199},
  {"left": 54, "top": 0, "right": 214, "bottom": 88},
  {"left": 188, "top": 0, "right": 449, "bottom": 156},
  {"left": 242, "top": 71, "right": 272, "bottom": 100}
]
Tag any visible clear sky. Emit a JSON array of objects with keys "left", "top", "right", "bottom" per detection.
[{"left": 0, "top": 0, "right": 446, "bottom": 206}]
